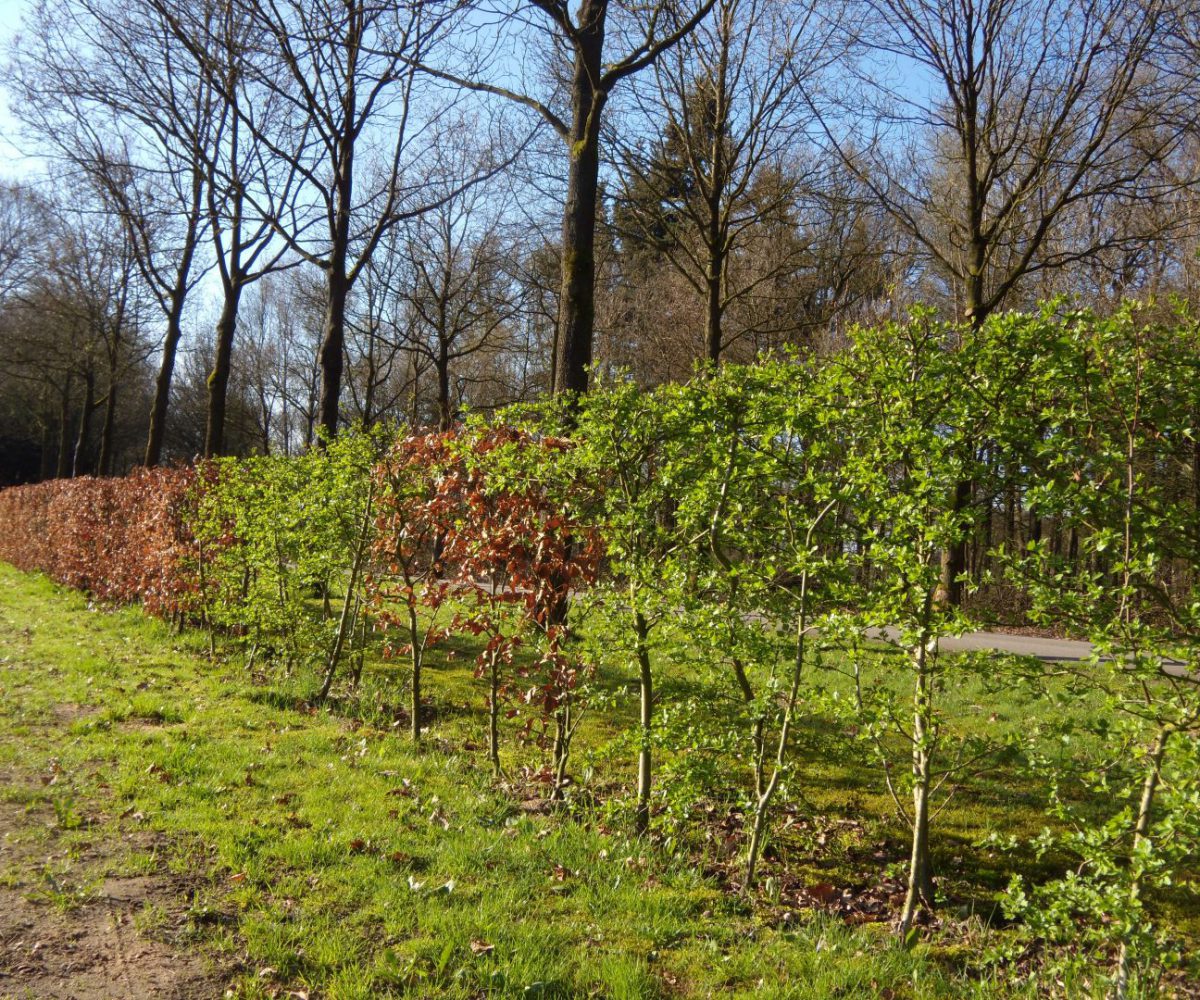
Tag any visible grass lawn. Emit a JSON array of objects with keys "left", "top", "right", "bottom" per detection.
[{"left": 0, "top": 563, "right": 1194, "bottom": 998}]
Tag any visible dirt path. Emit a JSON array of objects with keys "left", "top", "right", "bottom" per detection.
[{"left": 0, "top": 780, "right": 228, "bottom": 1000}]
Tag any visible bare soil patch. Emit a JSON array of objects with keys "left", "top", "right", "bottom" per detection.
[{"left": 0, "top": 780, "right": 228, "bottom": 999}]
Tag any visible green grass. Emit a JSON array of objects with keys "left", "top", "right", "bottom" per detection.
[{"left": 0, "top": 564, "right": 1194, "bottom": 998}]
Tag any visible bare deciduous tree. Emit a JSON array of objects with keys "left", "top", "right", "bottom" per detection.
[
  {"left": 420, "top": 0, "right": 718, "bottom": 395},
  {"left": 614, "top": 0, "right": 843, "bottom": 364},
  {"left": 195, "top": 0, "right": 510, "bottom": 440},
  {"left": 833, "top": 0, "right": 1187, "bottom": 328},
  {"left": 399, "top": 174, "right": 518, "bottom": 429},
  {"left": 826, "top": 0, "right": 1189, "bottom": 604},
  {"left": 10, "top": 0, "right": 219, "bottom": 467}
]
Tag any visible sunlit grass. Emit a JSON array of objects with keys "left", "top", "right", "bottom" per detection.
[{"left": 0, "top": 563, "right": 1193, "bottom": 997}]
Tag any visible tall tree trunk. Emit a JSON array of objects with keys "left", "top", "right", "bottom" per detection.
[
  {"left": 97, "top": 377, "right": 117, "bottom": 476},
  {"left": 436, "top": 340, "right": 452, "bottom": 430},
  {"left": 318, "top": 266, "right": 349, "bottom": 441},
  {"left": 98, "top": 282, "right": 128, "bottom": 475},
  {"left": 205, "top": 282, "right": 243, "bottom": 458},
  {"left": 703, "top": 20, "right": 728, "bottom": 366},
  {"left": 55, "top": 373, "right": 73, "bottom": 479},
  {"left": 362, "top": 322, "right": 377, "bottom": 428},
  {"left": 72, "top": 371, "right": 95, "bottom": 478},
  {"left": 144, "top": 282, "right": 192, "bottom": 467},
  {"left": 142, "top": 151, "right": 202, "bottom": 469},
  {"left": 939, "top": 230, "right": 988, "bottom": 606},
  {"left": 39, "top": 413, "right": 54, "bottom": 481},
  {"left": 938, "top": 477, "right": 971, "bottom": 606},
  {"left": 552, "top": 9, "right": 606, "bottom": 397},
  {"left": 980, "top": 482, "right": 994, "bottom": 578},
  {"left": 317, "top": 123, "right": 355, "bottom": 439},
  {"left": 704, "top": 252, "right": 722, "bottom": 364},
  {"left": 407, "top": 350, "right": 421, "bottom": 427}
]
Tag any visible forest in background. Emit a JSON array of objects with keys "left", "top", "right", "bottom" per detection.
[{"left": 1, "top": 0, "right": 1199, "bottom": 485}]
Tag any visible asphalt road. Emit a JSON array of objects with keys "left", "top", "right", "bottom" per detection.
[
  {"left": 451, "top": 579, "right": 1195, "bottom": 680},
  {"left": 872, "top": 628, "right": 1196, "bottom": 682},
  {"left": 936, "top": 630, "right": 1096, "bottom": 661}
]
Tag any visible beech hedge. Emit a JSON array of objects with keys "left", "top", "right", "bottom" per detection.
[{"left": 0, "top": 466, "right": 199, "bottom": 617}]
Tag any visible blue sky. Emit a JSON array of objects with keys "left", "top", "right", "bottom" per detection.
[{"left": 0, "top": 0, "right": 32, "bottom": 174}]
